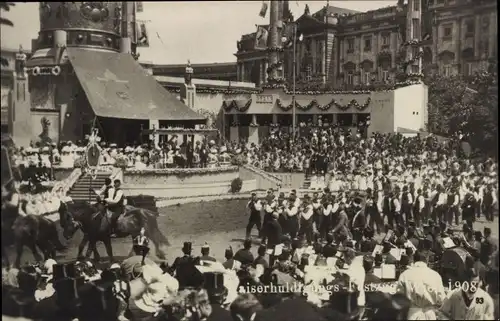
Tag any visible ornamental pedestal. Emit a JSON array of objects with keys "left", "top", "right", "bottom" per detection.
[
  {"left": 230, "top": 127, "right": 239, "bottom": 142},
  {"left": 248, "top": 126, "right": 259, "bottom": 145}
]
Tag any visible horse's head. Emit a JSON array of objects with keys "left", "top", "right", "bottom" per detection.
[{"left": 57, "top": 197, "right": 82, "bottom": 240}]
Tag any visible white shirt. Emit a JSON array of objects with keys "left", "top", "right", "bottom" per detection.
[
  {"left": 286, "top": 206, "right": 298, "bottom": 217},
  {"left": 346, "top": 256, "right": 366, "bottom": 307},
  {"left": 393, "top": 198, "right": 401, "bottom": 212},
  {"left": 323, "top": 204, "right": 333, "bottom": 216},
  {"left": 436, "top": 193, "right": 448, "bottom": 206},
  {"left": 301, "top": 205, "right": 314, "bottom": 220},
  {"left": 265, "top": 201, "right": 276, "bottom": 213},
  {"left": 440, "top": 288, "right": 495, "bottom": 320},
  {"left": 417, "top": 195, "right": 425, "bottom": 212},
  {"left": 397, "top": 261, "right": 446, "bottom": 320},
  {"left": 106, "top": 189, "right": 124, "bottom": 204}
]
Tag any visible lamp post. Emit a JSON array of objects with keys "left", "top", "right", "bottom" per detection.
[{"left": 292, "top": 22, "right": 297, "bottom": 141}]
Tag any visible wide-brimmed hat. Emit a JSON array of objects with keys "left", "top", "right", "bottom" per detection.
[{"left": 134, "top": 265, "right": 179, "bottom": 313}]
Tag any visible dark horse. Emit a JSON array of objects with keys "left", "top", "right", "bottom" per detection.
[
  {"left": 1, "top": 201, "right": 67, "bottom": 268},
  {"left": 58, "top": 200, "right": 169, "bottom": 263}
]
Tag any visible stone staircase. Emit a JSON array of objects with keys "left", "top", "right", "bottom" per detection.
[
  {"left": 68, "top": 172, "right": 112, "bottom": 203},
  {"left": 302, "top": 174, "right": 311, "bottom": 189}
]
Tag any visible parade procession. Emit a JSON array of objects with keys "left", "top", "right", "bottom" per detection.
[{"left": 1, "top": 0, "right": 499, "bottom": 321}]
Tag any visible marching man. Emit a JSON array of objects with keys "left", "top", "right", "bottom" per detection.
[
  {"left": 246, "top": 193, "right": 262, "bottom": 240},
  {"left": 261, "top": 189, "right": 277, "bottom": 244}
]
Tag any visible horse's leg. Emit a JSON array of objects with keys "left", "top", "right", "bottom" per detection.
[
  {"left": 85, "top": 240, "right": 100, "bottom": 262},
  {"left": 28, "top": 240, "right": 43, "bottom": 263},
  {"left": 14, "top": 241, "right": 23, "bottom": 268},
  {"left": 77, "top": 235, "right": 89, "bottom": 260},
  {"left": 1, "top": 244, "right": 9, "bottom": 267},
  {"left": 128, "top": 236, "right": 135, "bottom": 257},
  {"left": 103, "top": 237, "right": 114, "bottom": 263}
]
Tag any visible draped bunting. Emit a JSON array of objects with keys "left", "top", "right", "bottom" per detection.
[
  {"left": 222, "top": 99, "right": 253, "bottom": 112},
  {"left": 276, "top": 98, "right": 371, "bottom": 112}
]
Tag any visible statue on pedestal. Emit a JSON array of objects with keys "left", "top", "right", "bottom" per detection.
[
  {"left": 15, "top": 45, "right": 27, "bottom": 78},
  {"left": 185, "top": 60, "right": 193, "bottom": 86}
]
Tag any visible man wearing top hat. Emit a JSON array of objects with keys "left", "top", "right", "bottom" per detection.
[
  {"left": 169, "top": 241, "right": 201, "bottom": 289},
  {"left": 246, "top": 193, "right": 262, "bottom": 240},
  {"left": 205, "top": 272, "right": 232, "bottom": 321}
]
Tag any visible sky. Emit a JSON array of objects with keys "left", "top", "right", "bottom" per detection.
[{"left": 1, "top": 1, "right": 397, "bottom": 64}]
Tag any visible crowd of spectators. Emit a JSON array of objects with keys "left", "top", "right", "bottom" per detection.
[{"left": 2, "top": 219, "right": 499, "bottom": 321}]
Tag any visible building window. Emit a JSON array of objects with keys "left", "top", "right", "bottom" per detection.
[
  {"left": 465, "top": 20, "right": 474, "bottom": 36},
  {"left": 364, "top": 37, "right": 372, "bottom": 52},
  {"left": 412, "top": 19, "right": 420, "bottom": 40},
  {"left": 482, "top": 17, "right": 490, "bottom": 31},
  {"left": 479, "top": 40, "right": 490, "bottom": 58},
  {"left": 363, "top": 72, "right": 371, "bottom": 85},
  {"left": 346, "top": 72, "right": 354, "bottom": 85},
  {"left": 464, "top": 62, "right": 473, "bottom": 76},
  {"left": 306, "top": 65, "right": 312, "bottom": 81},
  {"left": 382, "top": 70, "right": 389, "bottom": 82},
  {"left": 347, "top": 38, "right": 354, "bottom": 53},
  {"left": 443, "top": 65, "right": 452, "bottom": 76},
  {"left": 382, "top": 33, "right": 390, "bottom": 46},
  {"left": 443, "top": 24, "right": 452, "bottom": 39},
  {"left": 413, "top": 0, "right": 420, "bottom": 11}
]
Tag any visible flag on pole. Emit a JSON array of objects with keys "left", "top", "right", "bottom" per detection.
[
  {"left": 136, "top": 2, "right": 144, "bottom": 13},
  {"left": 136, "top": 21, "right": 149, "bottom": 47},
  {"left": 259, "top": 1, "right": 268, "bottom": 18},
  {"left": 254, "top": 25, "right": 269, "bottom": 50}
]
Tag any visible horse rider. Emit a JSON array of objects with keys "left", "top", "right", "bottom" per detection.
[
  {"left": 2, "top": 180, "right": 21, "bottom": 220},
  {"left": 95, "top": 177, "right": 113, "bottom": 204},
  {"left": 105, "top": 179, "right": 125, "bottom": 237}
]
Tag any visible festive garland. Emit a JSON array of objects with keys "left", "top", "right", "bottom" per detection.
[
  {"left": 164, "top": 80, "right": 425, "bottom": 96},
  {"left": 124, "top": 166, "right": 238, "bottom": 176},
  {"left": 222, "top": 99, "right": 252, "bottom": 112},
  {"left": 276, "top": 97, "right": 371, "bottom": 112}
]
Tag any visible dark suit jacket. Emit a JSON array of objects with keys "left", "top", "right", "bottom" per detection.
[
  {"left": 253, "top": 256, "right": 269, "bottom": 269},
  {"left": 234, "top": 249, "right": 255, "bottom": 266},
  {"left": 266, "top": 219, "right": 283, "bottom": 248},
  {"left": 206, "top": 304, "right": 232, "bottom": 321}
]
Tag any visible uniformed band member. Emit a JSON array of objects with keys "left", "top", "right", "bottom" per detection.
[
  {"left": 246, "top": 193, "right": 262, "bottom": 239},
  {"left": 222, "top": 246, "right": 241, "bottom": 271},
  {"left": 132, "top": 227, "right": 150, "bottom": 263},
  {"left": 200, "top": 242, "right": 217, "bottom": 262}
]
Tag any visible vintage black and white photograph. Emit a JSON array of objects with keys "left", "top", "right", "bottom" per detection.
[{"left": 0, "top": 1, "right": 498, "bottom": 320}]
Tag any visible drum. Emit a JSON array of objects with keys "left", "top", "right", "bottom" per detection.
[{"left": 441, "top": 247, "right": 471, "bottom": 283}]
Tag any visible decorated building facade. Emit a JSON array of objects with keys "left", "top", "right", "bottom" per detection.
[
  {"left": 223, "top": 0, "right": 432, "bottom": 143},
  {"left": 235, "top": 0, "right": 497, "bottom": 87},
  {"left": 7, "top": 2, "right": 205, "bottom": 147}
]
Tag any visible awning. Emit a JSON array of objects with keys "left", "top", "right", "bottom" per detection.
[{"left": 67, "top": 48, "right": 205, "bottom": 121}]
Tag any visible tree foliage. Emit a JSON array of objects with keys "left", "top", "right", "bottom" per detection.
[
  {"left": 425, "top": 61, "right": 498, "bottom": 156},
  {"left": 0, "top": 2, "right": 15, "bottom": 67}
]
